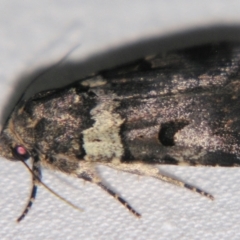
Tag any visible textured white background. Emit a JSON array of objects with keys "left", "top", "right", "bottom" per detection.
[{"left": 1, "top": 1, "right": 240, "bottom": 239}]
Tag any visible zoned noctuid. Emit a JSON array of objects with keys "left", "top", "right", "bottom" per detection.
[{"left": 1, "top": 43, "right": 240, "bottom": 221}]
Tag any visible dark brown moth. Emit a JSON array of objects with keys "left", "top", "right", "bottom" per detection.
[{"left": 1, "top": 43, "right": 240, "bottom": 221}]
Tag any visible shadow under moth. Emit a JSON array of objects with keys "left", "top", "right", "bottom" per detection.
[{"left": 1, "top": 43, "right": 240, "bottom": 221}]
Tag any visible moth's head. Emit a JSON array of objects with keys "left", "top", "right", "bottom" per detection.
[
  {"left": 0, "top": 99, "right": 36, "bottom": 162},
  {"left": 0, "top": 131, "right": 30, "bottom": 162}
]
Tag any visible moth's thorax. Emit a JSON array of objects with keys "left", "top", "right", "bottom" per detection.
[{"left": 22, "top": 88, "right": 97, "bottom": 158}]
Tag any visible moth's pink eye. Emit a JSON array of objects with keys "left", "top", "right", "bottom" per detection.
[
  {"left": 17, "top": 146, "right": 27, "bottom": 155},
  {"left": 12, "top": 145, "right": 30, "bottom": 161}
]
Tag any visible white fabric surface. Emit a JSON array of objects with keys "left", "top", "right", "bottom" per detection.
[{"left": 1, "top": 1, "right": 240, "bottom": 239}]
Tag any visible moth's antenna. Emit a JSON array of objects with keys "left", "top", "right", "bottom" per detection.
[
  {"left": 19, "top": 160, "right": 83, "bottom": 221},
  {"left": 20, "top": 44, "right": 81, "bottom": 102},
  {"left": 2, "top": 44, "right": 81, "bottom": 131}
]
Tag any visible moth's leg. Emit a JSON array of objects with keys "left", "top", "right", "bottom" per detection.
[
  {"left": 77, "top": 167, "right": 141, "bottom": 217},
  {"left": 152, "top": 170, "right": 214, "bottom": 200},
  {"left": 17, "top": 161, "right": 41, "bottom": 222},
  {"left": 105, "top": 162, "right": 214, "bottom": 200},
  {"left": 97, "top": 182, "right": 141, "bottom": 217}
]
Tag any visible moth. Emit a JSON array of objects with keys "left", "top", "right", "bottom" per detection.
[{"left": 1, "top": 43, "right": 240, "bottom": 221}]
